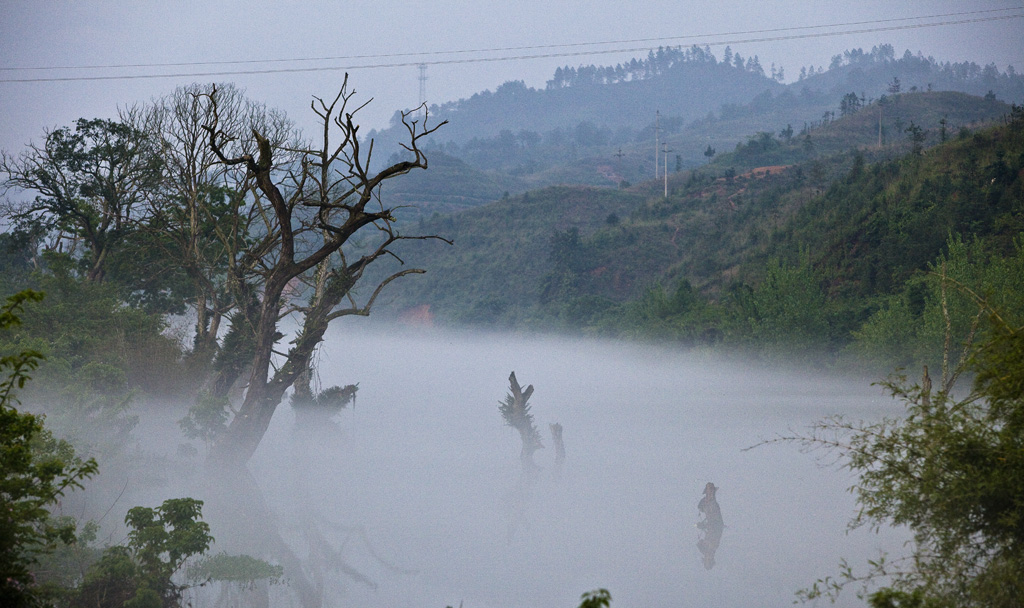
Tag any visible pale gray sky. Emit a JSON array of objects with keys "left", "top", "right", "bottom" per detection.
[{"left": 1, "top": 0, "right": 1022, "bottom": 153}]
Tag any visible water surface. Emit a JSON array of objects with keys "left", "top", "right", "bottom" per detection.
[{"left": 249, "top": 325, "right": 904, "bottom": 608}]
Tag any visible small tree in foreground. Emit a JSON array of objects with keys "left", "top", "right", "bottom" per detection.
[
  {"left": 0, "top": 290, "right": 98, "bottom": 607},
  {"left": 757, "top": 295, "right": 1023, "bottom": 607},
  {"left": 72, "top": 498, "right": 213, "bottom": 608}
]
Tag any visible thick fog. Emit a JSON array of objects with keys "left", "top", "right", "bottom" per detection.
[{"left": 125, "top": 323, "right": 907, "bottom": 608}]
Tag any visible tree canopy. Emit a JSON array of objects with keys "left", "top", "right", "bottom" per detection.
[
  {"left": 778, "top": 300, "right": 1024, "bottom": 607},
  {"left": 0, "top": 290, "right": 98, "bottom": 607}
]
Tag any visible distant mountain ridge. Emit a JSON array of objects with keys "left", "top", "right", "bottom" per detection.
[
  {"left": 369, "top": 45, "right": 782, "bottom": 152},
  {"left": 370, "top": 43, "right": 1022, "bottom": 151},
  {"left": 365, "top": 43, "right": 1023, "bottom": 210}
]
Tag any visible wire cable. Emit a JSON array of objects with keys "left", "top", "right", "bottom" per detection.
[
  {"left": 1, "top": 6, "right": 1020, "bottom": 73},
  {"left": 1, "top": 12, "right": 1020, "bottom": 84}
]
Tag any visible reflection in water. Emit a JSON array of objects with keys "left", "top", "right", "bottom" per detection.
[
  {"left": 243, "top": 327, "right": 904, "bottom": 607},
  {"left": 549, "top": 422, "right": 565, "bottom": 482},
  {"left": 697, "top": 482, "right": 724, "bottom": 569}
]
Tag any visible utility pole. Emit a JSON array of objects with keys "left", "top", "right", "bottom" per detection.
[
  {"left": 663, "top": 142, "right": 673, "bottom": 197},
  {"left": 615, "top": 148, "right": 624, "bottom": 183},
  {"left": 878, "top": 100, "right": 883, "bottom": 147},
  {"left": 418, "top": 64, "right": 428, "bottom": 106},
  {"left": 654, "top": 110, "right": 661, "bottom": 179}
]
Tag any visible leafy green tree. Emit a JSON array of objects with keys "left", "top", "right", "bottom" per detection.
[
  {"left": 905, "top": 121, "right": 925, "bottom": 155},
  {"left": 1, "top": 119, "right": 163, "bottom": 282},
  {"left": 0, "top": 290, "right": 98, "bottom": 607},
  {"left": 730, "top": 256, "right": 829, "bottom": 357},
  {"left": 851, "top": 234, "right": 1024, "bottom": 374},
  {"left": 607, "top": 279, "right": 713, "bottom": 343},
  {"left": 776, "top": 308, "right": 1024, "bottom": 607},
  {"left": 72, "top": 498, "right": 213, "bottom": 608},
  {"left": 840, "top": 92, "right": 862, "bottom": 116},
  {"left": 0, "top": 227, "right": 44, "bottom": 293},
  {"left": 0, "top": 264, "right": 187, "bottom": 453},
  {"left": 124, "top": 498, "right": 212, "bottom": 606},
  {"left": 780, "top": 124, "right": 794, "bottom": 142}
]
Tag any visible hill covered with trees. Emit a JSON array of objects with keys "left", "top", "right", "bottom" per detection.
[
  {"left": 366, "top": 43, "right": 1024, "bottom": 209},
  {"left": 373, "top": 94, "right": 1024, "bottom": 370}
]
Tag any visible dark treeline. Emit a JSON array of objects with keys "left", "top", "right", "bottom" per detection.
[{"left": 544, "top": 44, "right": 776, "bottom": 88}]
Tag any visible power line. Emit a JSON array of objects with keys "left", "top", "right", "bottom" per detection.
[
  {"left": 1, "top": 6, "right": 1020, "bottom": 73},
  {"left": 1, "top": 13, "right": 1021, "bottom": 84}
]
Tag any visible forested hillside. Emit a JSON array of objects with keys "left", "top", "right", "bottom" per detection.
[
  {"left": 376, "top": 96, "right": 1024, "bottom": 369},
  {"left": 368, "top": 44, "right": 1024, "bottom": 207},
  {"left": 374, "top": 45, "right": 782, "bottom": 146}
]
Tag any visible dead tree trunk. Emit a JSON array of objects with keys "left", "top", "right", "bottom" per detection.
[
  {"left": 500, "top": 371, "right": 544, "bottom": 476},
  {"left": 199, "top": 77, "right": 447, "bottom": 469},
  {"left": 499, "top": 372, "right": 545, "bottom": 540}
]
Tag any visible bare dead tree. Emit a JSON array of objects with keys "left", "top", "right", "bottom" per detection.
[
  {"left": 499, "top": 371, "right": 546, "bottom": 541},
  {"left": 123, "top": 83, "right": 300, "bottom": 362},
  {"left": 200, "top": 75, "right": 448, "bottom": 469},
  {"left": 499, "top": 371, "right": 544, "bottom": 476}
]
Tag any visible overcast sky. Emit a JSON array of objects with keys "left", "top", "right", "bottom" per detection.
[{"left": 2, "top": 0, "right": 1022, "bottom": 154}]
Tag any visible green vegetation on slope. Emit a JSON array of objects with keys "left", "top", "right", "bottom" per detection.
[
  {"left": 379, "top": 186, "right": 646, "bottom": 326},
  {"left": 378, "top": 97, "right": 1024, "bottom": 370}
]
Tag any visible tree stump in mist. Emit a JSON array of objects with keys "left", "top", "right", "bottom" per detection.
[
  {"left": 499, "top": 371, "right": 545, "bottom": 541},
  {"left": 499, "top": 371, "right": 544, "bottom": 477}
]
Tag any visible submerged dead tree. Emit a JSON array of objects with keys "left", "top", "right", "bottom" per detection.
[
  {"left": 199, "top": 75, "right": 447, "bottom": 469},
  {"left": 500, "top": 372, "right": 544, "bottom": 477},
  {"left": 499, "top": 372, "right": 545, "bottom": 541}
]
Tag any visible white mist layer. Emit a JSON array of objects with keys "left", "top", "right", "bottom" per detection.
[{"left": 240, "top": 324, "right": 905, "bottom": 608}]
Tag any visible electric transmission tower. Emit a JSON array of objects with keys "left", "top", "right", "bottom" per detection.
[{"left": 418, "top": 64, "right": 428, "bottom": 106}]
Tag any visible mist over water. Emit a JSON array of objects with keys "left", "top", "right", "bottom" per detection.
[{"left": 229, "top": 324, "right": 906, "bottom": 608}]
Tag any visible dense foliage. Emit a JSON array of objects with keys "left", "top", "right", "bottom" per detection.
[
  {"left": 788, "top": 312, "right": 1024, "bottom": 607},
  {"left": 0, "top": 291, "right": 98, "bottom": 607}
]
